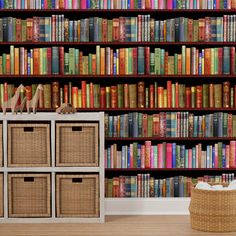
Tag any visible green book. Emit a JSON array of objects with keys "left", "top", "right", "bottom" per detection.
[
  {"left": 21, "top": 20, "right": 27, "bottom": 42},
  {"left": 107, "top": 20, "right": 113, "bottom": 42},
  {"left": 75, "top": 49, "right": 79, "bottom": 74},
  {"left": 154, "top": 82, "right": 158, "bottom": 108},
  {"left": 128, "top": 48, "right": 133, "bottom": 74},
  {"left": 218, "top": 142, "right": 223, "bottom": 168},
  {"left": 0, "top": 84, "right": 4, "bottom": 107},
  {"left": 10, "top": 46, "right": 14, "bottom": 75},
  {"left": 86, "top": 84, "right": 90, "bottom": 108},
  {"left": 181, "top": 46, "right": 186, "bottom": 75},
  {"left": 202, "top": 84, "right": 209, "bottom": 108},
  {"left": 2, "top": 54, "right": 6, "bottom": 74},
  {"left": 68, "top": 48, "right": 75, "bottom": 75},
  {"left": 233, "top": 115, "right": 236, "bottom": 137},
  {"left": 68, "top": 82, "right": 72, "bottom": 104},
  {"left": 176, "top": 145, "right": 180, "bottom": 168},
  {"left": 154, "top": 48, "right": 160, "bottom": 74},
  {"left": 160, "top": 49, "right": 165, "bottom": 74},
  {"left": 88, "top": 54, "right": 92, "bottom": 74},
  {"left": 133, "top": 142, "right": 138, "bottom": 168},
  {"left": 174, "top": 54, "right": 178, "bottom": 74},
  {"left": 117, "top": 84, "right": 124, "bottom": 108},
  {"left": 147, "top": 115, "right": 153, "bottom": 137},
  {"left": 64, "top": 53, "right": 69, "bottom": 74},
  {"left": 96, "top": 45, "right": 100, "bottom": 74}
]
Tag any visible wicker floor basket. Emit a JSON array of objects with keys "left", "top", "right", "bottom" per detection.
[
  {"left": 189, "top": 184, "right": 236, "bottom": 232},
  {"left": 8, "top": 174, "right": 51, "bottom": 218},
  {"left": 8, "top": 123, "right": 51, "bottom": 167},
  {"left": 56, "top": 174, "right": 99, "bottom": 217},
  {"left": 56, "top": 123, "right": 98, "bottom": 167},
  {"left": 0, "top": 174, "right": 3, "bottom": 217}
]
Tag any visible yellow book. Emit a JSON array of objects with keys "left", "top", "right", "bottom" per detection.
[
  {"left": 100, "top": 47, "right": 105, "bottom": 75},
  {"left": 163, "top": 89, "right": 167, "bottom": 108},
  {"left": 77, "top": 20, "right": 81, "bottom": 42},
  {"left": 30, "top": 49, "right": 34, "bottom": 75},
  {"left": 14, "top": 47, "right": 19, "bottom": 75},
  {"left": 125, "top": 48, "right": 129, "bottom": 74},
  {"left": 39, "top": 48, "right": 43, "bottom": 75}
]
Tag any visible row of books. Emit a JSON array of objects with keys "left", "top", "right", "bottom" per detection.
[
  {"left": 1, "top": 15, "right": 236, "bottom": 42},
  {"left": 1, "top": 81, "right": 236, "bottom": 109},
  {"left": 105, "top": 141, "right": 236, "bottom": 169},
  {"left": 0, "top": 46, "right": 235, "bottom": 75},
  {"left": 1, "top": 0, "right": 236, "bottom": 10},
  {"left": 106, "top": 112, "right": 236, "bottom": 138},
  {"left": 105, "top": 173, "right": 235, "bottom": 198}
]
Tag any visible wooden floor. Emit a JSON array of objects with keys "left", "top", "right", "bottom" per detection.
[{"left": 0, "top": 216, "right": 234, "bottom": 236}]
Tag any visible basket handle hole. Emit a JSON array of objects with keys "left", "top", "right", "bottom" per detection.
[
  {"left": 24, "top": 127, "right": 34, "bottom": 132},
  {"left": 24, "top": 177, "right": 34, "bottom": 182},
  {"left": 72, "top": 178, "right": 82, "bottom": 183},
  {"left": 72, "top": 127, "right": 82, "bottom": 132}
]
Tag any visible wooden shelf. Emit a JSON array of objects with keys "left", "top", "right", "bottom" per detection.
[
  {"left": 0, "top": 9, "right": 235, "bottom": 14},
  {"left": 105, "top": 137, "right": 236, "bottom": 141},
  {"left": 105, "top": 168, "right": 236, "bottom": 171},
  {"left": 0, "top": 42, "right": 236, "bottom": 46},
  {"left": 0, "top": 75, "right": 235, "bottom": 79}
]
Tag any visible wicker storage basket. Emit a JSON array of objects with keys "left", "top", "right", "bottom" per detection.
[
  {"left": 0, "top": 174, "right": 3, "bottom": 217},
  {"left": 8, "top": 173, "right": 51, "bottom": 217},
  {"left": 56, "top": 123, "right": 99, "bottom": 167},
  {"left": 0, "top": 124, "right": 2, "bottom": 167},
  {"left": 56, "top": 174, "right": 99, "bottom": 217},
  {"left": 189, "top": 183, "right": 236, "bottom": 232},
  {"left": 8, "top": 123, "right": 51, "bottom": 167}
]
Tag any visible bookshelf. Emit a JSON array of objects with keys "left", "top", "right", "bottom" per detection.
[{"left": 0, "top": 0, "right": 236, "bottom": 215}]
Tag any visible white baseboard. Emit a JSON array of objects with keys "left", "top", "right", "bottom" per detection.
[{"left": 105, "top": 198, "right": 191, "bottom": 215}]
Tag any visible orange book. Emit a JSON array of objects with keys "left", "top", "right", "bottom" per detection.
[
  {"left": 177, "top": 55, "right": 182, "bottom": 74},
  {"left": 63, "top": 85, "right": 68, "bottom": 104},
  {"left": 92, "top": 54, "right": 96, "bottom": 74},
  {"left": 112, "top": 18, "right": 120, "bottom": 41},
  {"left": 204, "top": 48, "right": 211, "bottom": 75},
  {"left": 119, "top": 48, "right": 125, "bottom": 75},
  {"left": 164, "top": 52, "right": 168, "bottom": 75},
  {"left": 100, "top": 48, "right": 105, "bottom": 75},
  {"left": 6, "top": 55, "right": 10, "bottom": 75},
  {"left": 111, "top": 86, "right": 117, "bottom": 108},
  {"left": 72, "top": 87, "right": 78, "bottom": 108},
  {"left": 59, "top": 0, "right": 64, "bottom": 9},
  {"left": 186, "top": 48, "right": 190, "bottom": 75},
  {"left": 167, "top": 80, "right": 172, "bottom": 108},
  {"left": 33, "top": 48, "right": 39, "bottom": 75},
  {"left": 153, "top": 114, "right": 160, "bottom": 136},
  {"left": 4, "top": 82, "right": 8, "bottom": 102},
  {"left": 175, "top": 82, "right": 179, "bottom": 108},
  {"left": 163, "top": 21, "right": 166, "bottom": 41},
  {"left": 79, "top": 51, "right": 83, "bottom": 74},
  {"left": 124, "top": 84, "right": 129, "bottom": 108},
  {"left": 196, "top": 85, "right": 203, "bottom": 108},
  {"left": 209, "top": 83, "right": 214, "bottom": 108},
  {"left": 81, "top": 81, "right": 86, "bottom": 108},
  {"left": 187, "top": 19, "right": 193, "bottom": 42},
  {"left": 145, "top": 0, "right": 151, "bottom": 9},
  {"left": 158, "top": 87, "right": 164, "bottom": 108},
  {"left": 14, "top": 48, "right": 19, "bottom": 75},
  {"left": 26, "top": 18, "right": 33, "bottom": 41},
  {"left": 198, "top": 18, "right": 205, "bottom": 41}
]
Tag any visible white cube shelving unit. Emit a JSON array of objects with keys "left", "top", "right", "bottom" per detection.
[{"left": 0, "top": 112, "right": 104, "bottom": 223}]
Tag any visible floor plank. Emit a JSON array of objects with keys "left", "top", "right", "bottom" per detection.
[{"left": 0, "top": 216, "right": 235, "bottom": 236}]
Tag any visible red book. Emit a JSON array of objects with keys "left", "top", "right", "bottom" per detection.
[
  {"left": 16, "top": 19, "right": 22, "bottom": 42},
  {"left": 204, "top": 48, "right": 211, "bottom": 75},
  {"left": 81, "top": 81, "right": 86, "bottom": 108},
  {"left": 142, "top": 114, "right": 148, "bottom": 137},
  {"left": 47, "top": 48, "right": 52, "bottom": 74},
  {"left": 80, "top": 0, "right": 87, "bottom": 9},
  {"left": 59, "top": 47, "right": 64, "bottom": 75},
  {"left": 230, "top": 47, "right": 235, "bottom": 74},
  {"left": 158, "top": 144, "right": 163, "bottom": 168},
  {"left": 90, "top": 83, "right": 94, "bottom": 108},
  {"left": 164, "top": 51, "right": 168, "bottom": 75},
  {"left": 100, "top": 87, "right": 106, "bottom": 108},
  {"left": 149, "top": 85, "right": 154, "bottom": 108},
  {"left": 133, "top": 48, "right": 138, "bottom": 74},
  {"left": 145, "top": 47, "right": 150, "bottom": 75},
  {"left": 153, "top": 114, "right": 160, "bottom": 136},
  {"left": 166, "top": 143, "right": 172, "bottom": 168},
  {"left": 124, "top": 84, "right": 129, "bottom": 108},
  {"left": 167, "top": 80, "right": 172, "bottom": 108},
  {"left": 102, "top": 19, "right": 108, "bottom": 42},
  {"left": 185, "top": 87, "right": 191, "bottom": 108},
  {"left": 25, "top": 85, "right": 32, "bottom": 101},
  {"left": 187, "top": 19, "right": 193, "bottom": 42},
  {"left": 218, "top": 48, "right": 223, "bottom": 74},
  {"left": 63, "top": 85, "right": 68, "bottom": 104},
  {"left": 4, "top": 83, "right": 8, "bottom": 102}
]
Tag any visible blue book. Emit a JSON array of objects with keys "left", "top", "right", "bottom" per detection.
[
  {"left": 155, "top": 21, "right": 160, "bottom": 42},
  {"left": 192, "top": 147, "right": 196, "bottom": 168},
  {"left": 108, "top": 116, "right": 113, "bottom": 137},
  {"left": 138, "top": 0, "right": 142, "bottom": 9},
  {"left": 52, "top": 0, "right": 55, "bottom": 8},
  {"left": 137, "top": 47, "right": 145, "bottom": 74},
  {"left": 217, "top": 112, "right": 223, "bottom": 137},
  {"left": 127, "top": 147, "right": 130, "bottom": 168},
  {"left": 107, "top": 147, "right": 111, "bottom": 168},
  {"left": 52, "top": 47, "right": 59, "bottom": 74},
  {"left": 121, "top": 146, "right": 126, "bottom": 168},
  {"left": 127, "top": 0, "right": 130, "bottom": 8},
  {"left": 0, "top": 0, "right": 3, "bottom": 9},
  {"left": 222, "top": 144, "right": 226, "bottom": 168},
  {"left": 185, "top": 149, "right": 188, "bottom": 168},
  {"left": 173, "top": 0, "right": 177, "bottom": 8},
  {"left": 180, "top": 145, "right": 185, "bottom": 168},
  {"left": 212, "top": 146, "right": 215, "bottom": 168},
  {"left": 87, "top": 0, "right": 90, "bottom": 8},
  {"left": 137, "top": 144, "right": 141, "bottom": 168},
  {"left": 113, "top": 52, "right": 117, "bottom": 75},
  {"left": 172, "top": 143, "right": 176, "bottom": 168},
  {"left": 223, "top": 47, "right": 230, "bottom": 74},
  {"left": 68, "top": 21, "right": 73, "bottom": 42},
  {"left": 224, "top": 0, "right": 228, "bottom": 9}
]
